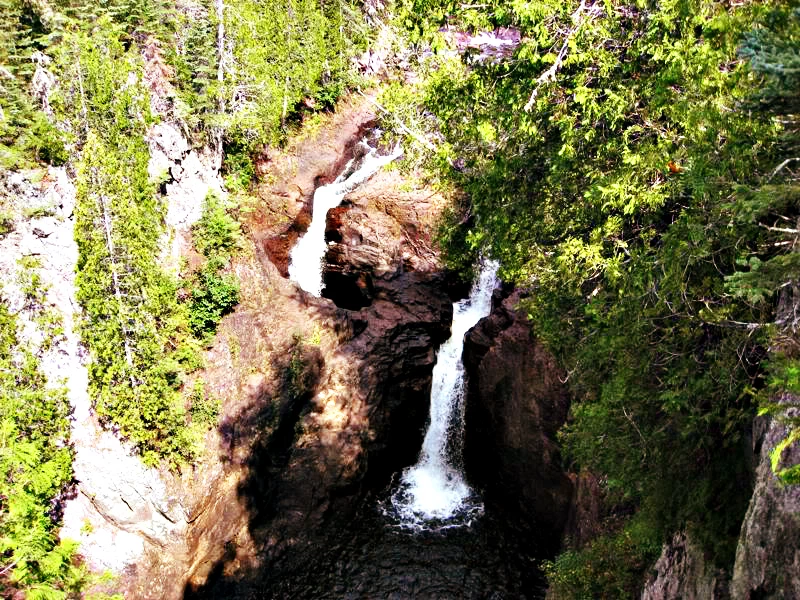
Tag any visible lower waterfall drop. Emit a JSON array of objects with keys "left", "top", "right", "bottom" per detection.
[
  {"left": 288, "top": 138, "right": 402, "bottom": 296},
  {"left": 389, "top": 259, "right": 500, "bottom": 530}
]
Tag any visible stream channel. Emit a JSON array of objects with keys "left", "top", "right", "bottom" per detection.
[{"left": 277, "top": 137, "right": 548, "bottom": 598}]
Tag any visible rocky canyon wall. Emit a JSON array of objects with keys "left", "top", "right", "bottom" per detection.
[
  {"left": 463, "top": 287, "right": 574, "bottom": 555},
  {"left": 177, "top": 100, "right": 462, "bottom": 597}
]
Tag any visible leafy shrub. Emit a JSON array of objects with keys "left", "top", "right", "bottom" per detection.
[
  {"left": 543, "top": 519, "right": 661, "bottom": 600},
  {"left": 23, "top": 113, "right": 70, "bottom": 166},
  {"left": 188, "top": 258, "right": 239, "bottom": 341},
  {"left": 189, "top": 379, "right": 221, "bottom": 427},
  {"left": 188, "top": 194, "right": 241, "bottom": 342},
  {"left": 192, "top": 192, "right": 241, "bottom": 257}
]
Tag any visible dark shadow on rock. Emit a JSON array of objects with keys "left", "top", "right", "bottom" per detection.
[
  {"left": 185, "top": 335, "right": 325, "bottom": 599},
  {"left": 183, "top": 271, "right": 457, "bottom": 599},
  {"left": 463, "top": 286, "right": 574, "bottom": 557}
]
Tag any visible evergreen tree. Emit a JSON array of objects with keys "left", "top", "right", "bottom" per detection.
[{"left": 0, "top": 292, "right": 84, "bottom": 597}]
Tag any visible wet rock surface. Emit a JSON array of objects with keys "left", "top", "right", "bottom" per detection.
[
  {"left": 178, "top": 100, "right": 561, "bottom": 597},
  {"left": 463, "top": 287, "right": 573, "bottom": 555},
  {"left": 322, "top": 168, "right": 441, "bottom": 310},
  {"left": 183, "top": 235, "right": 461, "bottom": 596},
  {"left": 259, "top": 95, "right": 378, "bottom": 276}
]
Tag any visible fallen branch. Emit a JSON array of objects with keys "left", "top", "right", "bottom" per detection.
[
  {"left": 768, "top": 157, "right": 800, "bottom": 181},
  {"left": 357, "top": 91, "right": 438, "bottom": 152},
  {"left": 759, "top": 222, "right": 800, "bottom": 235}
]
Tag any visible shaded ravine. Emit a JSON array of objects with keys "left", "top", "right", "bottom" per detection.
[{"left": 183, "top": 115, "right": 563, "bottom": 599}]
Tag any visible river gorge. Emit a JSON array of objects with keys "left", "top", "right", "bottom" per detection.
[
  {"left": 2, "top": 88, "right": 795, "bottom": 600},
  {"left": 174, "top": 109, "right": 570, "bottom": 598}
]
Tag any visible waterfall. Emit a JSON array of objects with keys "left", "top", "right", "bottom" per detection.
[
  {"left": 389, "top": 259, "right": 500, "bottom": 529},
  {"left": 288, "top": 139, "right": 402, "bottom": 296}
]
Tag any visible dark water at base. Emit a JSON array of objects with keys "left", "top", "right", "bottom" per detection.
[
  {"left": 188, "top": 487, "right": 548, "bottom": 599},
  {"left": 264, "top": 494, "right": 548, "bottom": 600}
]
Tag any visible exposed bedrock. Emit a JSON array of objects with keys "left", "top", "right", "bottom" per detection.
[
  {"left": 321, "top": 167, "right": 443, "bottom": 310},
  {"left": 641, "top": 396, "right": 800, "bottom": 600},
  {"left": 730, "top": 398, "right": 800, "bottom": 599},
  {"left": 463, "top": 287, "right": 574, "bottom": 555}
]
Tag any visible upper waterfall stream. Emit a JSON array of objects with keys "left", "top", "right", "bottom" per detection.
[
  {"left": 388, "top": 259, "right": 500, "bottom": 529},
  {"left": 288, "top": 138, "right": 402, "bottom": 295}
]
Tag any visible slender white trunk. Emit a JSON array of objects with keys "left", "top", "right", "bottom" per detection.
[
  {"left": 93, "top": 169, "right": 134, "bottom": 372},
  {"left": 214, "top": 0, "right": 225, "bottom": 169}
]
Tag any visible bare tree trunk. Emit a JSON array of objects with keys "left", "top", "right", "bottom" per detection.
[
  {"left": 281, "top": 75, "right": 289, "bottom": 126},
  {"left": 93, "top": 169, "right": 135, "bottom": 373},
  {"left": 214, "top": 0, "right": 225, "bottom": 170}
]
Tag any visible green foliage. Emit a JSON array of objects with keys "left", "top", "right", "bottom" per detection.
[
  {"left": 543, "top": 518, "right": 661, "bottom": 599},
  {"left": 165, "top": 1, "right": 219, "bottom": 135},
  {"left": 390, "top": 0, "right": 800, "bottom": 589},
  {"left": 0, "top": 0, "right": 168, "bottom": 168},
  {"left": 0, "top": 0, "right": 57, "bottom": 168},
  {"left": 53, "top": 0, "right": 176, "bottom": 39},
  {"left": 188, "top": 194, "right": 240, "bottom": 342},
  {"left": 221, "top": 0, "right": 363, "bottom": 149},
  {"left": 59, "top": 23, "right": 200, "bottom": 466},
  {"left": 192, "top": 192, "right": 242, "bottom": 258},
  {"left": 188, "top": 258, "right": 239, "bottom": 341},
  {"left": 0, "top": 294, "right": 86, "bottom": 597},
  {"left": 17, "top": 256, "right": 65, "bottom": 352},
  {"left": 189, "top": 379, "right": 221, "bottom": 428}
]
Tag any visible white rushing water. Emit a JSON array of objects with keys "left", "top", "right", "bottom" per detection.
[
  {"left": 390, "top": 259, "right": 500, "bottom": 529},
  {"left": 288, "top": 140, "right": 402, "bottom": 296}
]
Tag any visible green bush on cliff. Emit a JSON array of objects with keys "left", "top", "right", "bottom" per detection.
[
  {"left": 188, "top": 193, "right": 240, "bottom": 342},
  {"left": 543, "top": 518, "right": 661, "bottom": 600}
]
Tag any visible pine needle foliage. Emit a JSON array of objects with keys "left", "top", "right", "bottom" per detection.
[
  {"left": 219, "top": 0, "right": 364, "bottom": 155},
  {"left": 0, "top": 0, "right": 67, "bottom": 168},
  {"left": 55, "top": 22, "right": 202, "bottom": 466},
  {"left": 188, "top": 193, "right": 240, "bottom": 342}
]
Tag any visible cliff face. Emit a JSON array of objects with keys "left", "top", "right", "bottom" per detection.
[
  {"left": 0, "top": 166, "right": 192, "bottom": 580},
  {"left": 462, "top": 288, "right": 573, "bottom": 554},
  {"left": 172, "top": 104, "right": 459, "bottom": 597},
  {"left": 641, "top": 403, "right": 800, "bottom": 600},
  {"left": 641, "top": 532, "right": 731, "bottom": 600},
  {"left": 731, "top": 403, "right": 800, "bottom": 599}
]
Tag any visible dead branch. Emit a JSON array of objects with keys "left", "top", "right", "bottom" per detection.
[
  {"left": 524, "top": 0, "right": 603, "bottom": 112},
  {"left": 358, "top": 91, "right": 438, "bottom": 152},
  {"left": 768, "top": 157, "right": 800, "bottom": 181}
]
